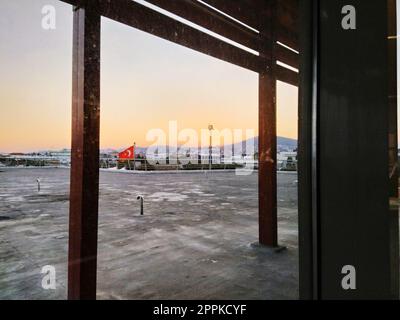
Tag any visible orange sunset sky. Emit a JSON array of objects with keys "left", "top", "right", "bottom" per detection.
[{"left": 1, "top": 0, "right": 301, "bottom": 153}]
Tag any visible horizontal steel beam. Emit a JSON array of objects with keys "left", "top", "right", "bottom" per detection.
[
  {"left": 276, "top": 65, "right": 298, "bottom": 86},
  {"left": 62, "top": 0, "right": 261, "bottom": 72},
  {"left": 202, "top": 0, "right": 299, "bottom": 50},
  {"left": 145, "top": 0, "right": 261, "bottom": 51},
  {"left": 275, "top": 43, "right": 299, "bottom": 68},
  {"left": 145, "top": 0, "right": 299, "bottom": 68},
  {"left": 202, "top": 0, "right": 259, "bottom": 30},
  {"left": 60, "top": 0, "right": 298, "bottom": 85}
]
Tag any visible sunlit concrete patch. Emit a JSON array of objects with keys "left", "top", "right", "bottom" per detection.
[{"left": 148, "top": 192, "right": 189, "bottom": 202}]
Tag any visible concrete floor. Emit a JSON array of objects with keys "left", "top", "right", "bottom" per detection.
[{"left": 0, "top": 168, "right": 298, "bottom": 300}]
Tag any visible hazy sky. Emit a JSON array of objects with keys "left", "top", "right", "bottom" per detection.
[{"left": 0, "top": 0, "right": 298, "bottom": 152}]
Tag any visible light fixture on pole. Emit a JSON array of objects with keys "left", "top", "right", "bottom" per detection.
[
  {"left": 208, "top": 124, "right": 214, "bottom": 171},
  {"left": 133, "top": 141, "right": 136, "bottom": 171}
]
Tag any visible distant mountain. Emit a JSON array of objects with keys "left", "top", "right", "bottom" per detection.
[
  {"left": 277, "top": 136, "right": 298, "bottom": 148},
  {"left": 226, "top": 136, "right": 297, "bottom": 153},
  {"left": 4, "top": 136, "right": 297, "bottom": 156}
]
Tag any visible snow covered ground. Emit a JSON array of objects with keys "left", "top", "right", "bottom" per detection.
[{"left": 0, "top": 168, "right": 298, "bottom": 300}]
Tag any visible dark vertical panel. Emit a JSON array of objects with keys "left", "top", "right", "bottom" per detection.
[
  {"left": 298, "top": 0, "right": 315, "bottom": 300},
  {"left": 259, "top": 1, "right": 278, "bottom": 247},
  {"left": 387, "top": 0, "right": 399, "bottom": 298},
  {"left": 68, "top": 6, "right": 101, "bottom": 300},
  {"left": 310, "top": 0, "right": 321, "bottom": 301},
  {"left": 318, "top": 0, "right": 398, "bottom": 299}
]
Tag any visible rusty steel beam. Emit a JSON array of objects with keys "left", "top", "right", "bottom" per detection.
[
  {"left": 258, "top": 0, "right": 278, "bottom": 247},
  {"left": 145, "top": 0, "right": 299, "bottom": 68},
  {"left": 277, "top": 0, "right": 299, "bottom": 50},
  {"left": 267, "top": 0, "right": 300, "bottom": 51},
  {"left": 276, "top": 65, "right": 298, "bottom": 86},
  {"left": 61, "top": 0, "right": 261, "bottom": 72},
  {"left": 248, "top": 0, "right": 299, "bottom": 51},
  {"left": 202, "top": 0, "right": 259, "bottom": 30},
  {"left": 68, "top": 5, "right": 101, "bottom": 300},
  {"left": 275, "top": 43, "right": 299, "bottom": 69},
  {"left": 145, "top": 0, "right": 261, "bottom": 51},
  {"left": 278, "top": 0, "right": 299, "bottom": 30},
  {"left": 61, "top": 0, "right": 299, "bottom": 84},
  {"left": 277, "top": 27, "right": 299, "bottom": 52},
  {"left": 203, "top": 0, "right": 299, "bottom": 51}
]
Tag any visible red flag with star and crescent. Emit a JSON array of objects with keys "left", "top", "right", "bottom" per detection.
[{"left": 118, "top": 146, "right": 135, "bottom": 160}]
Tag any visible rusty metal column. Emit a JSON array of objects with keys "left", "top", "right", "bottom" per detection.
[
  {"left": 68, "top": 5, "right": 101, "bottom": 300},
  {"left": 258, "top": 1, "right": 278, "bottom": 247}
]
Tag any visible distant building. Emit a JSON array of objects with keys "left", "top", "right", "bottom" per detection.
[{"left": 277, "top": 151, "right": 297, "bottom": 171}]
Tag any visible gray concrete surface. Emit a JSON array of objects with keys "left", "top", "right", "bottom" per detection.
[{"left": 0, "top": 168, "right": 298, "bottom": 300}]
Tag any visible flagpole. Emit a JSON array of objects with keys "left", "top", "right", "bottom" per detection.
[{"left": 133, "top": 142, "right": 136, "bottom": 171}]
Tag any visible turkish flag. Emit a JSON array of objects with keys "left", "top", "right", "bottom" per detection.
[{"left": 118, "top": 146, "right": 135, "bottom": 160}]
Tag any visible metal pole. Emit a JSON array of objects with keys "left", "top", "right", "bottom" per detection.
[
  {"left": 137, "top": 196, "right": 144, "bottom": 215},
  {"left": 208, "top": 124, "right": 214, "bottom": 171},
  {"left": 232, "top": 141, "right": 234, "bottom": 164},
  {"left": 68, "top": 5, "right": 101, "bottom": 300},
  {"left": 258, "top": 1, "right": 278, "bottom": 247},
  {"left": 133, "top": 142, "right": 136, "bottom": 171},
  {"left": 209, "top": 134, "right": 212, "bottom": 171}
]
